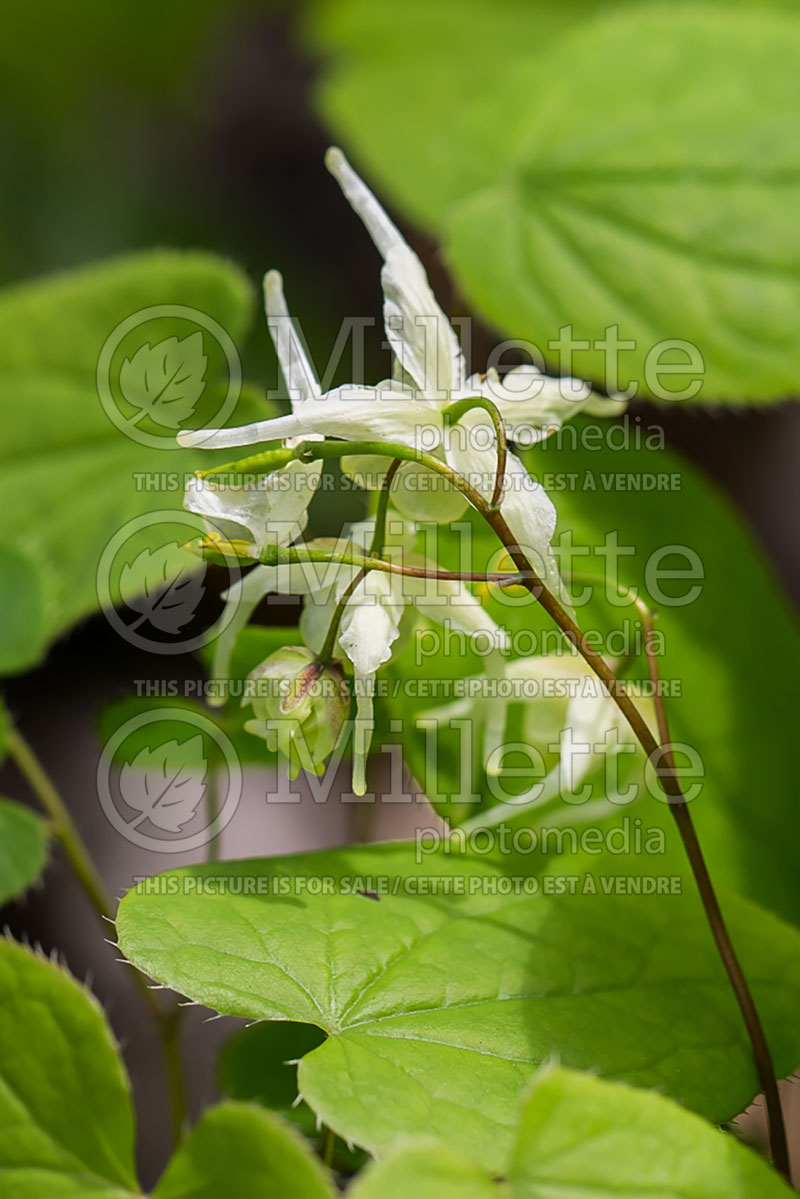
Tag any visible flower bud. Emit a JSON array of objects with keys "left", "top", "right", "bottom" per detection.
[{"left": 244, "top": 646, "right": 350, "bottom": 779}]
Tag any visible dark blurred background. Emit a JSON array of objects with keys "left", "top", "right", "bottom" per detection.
[{"left": 1, "top": 0, "right": 797, "bottom": 1183}]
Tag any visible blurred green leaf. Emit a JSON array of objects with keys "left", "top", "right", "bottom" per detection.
[
  {"left": 0, "top": 544, "right": 46, "bottom": 672},
  {"left": 152, "top": 1102, "right": 335, "bottom": 1199},
  {"left": 0, "top": 251, "right": 274, "bottom": 673},
  {"left": 350, "top": 1067, "right": 793, "bottom": 1198},
  {"left": 118, "top": 843, "right": 800, "bottom": 1171},
  {"left": 314, "top": 3, "right": 800, "bottom": 402},
  {"left": 0, "top": 939, "right": 137, "bottom": 1196},
  {"left": 98, "top": 695, "right": 213, "bottom": 764},
  {"left": 0, "top": 799, "right": 48, "bottom": 907}
]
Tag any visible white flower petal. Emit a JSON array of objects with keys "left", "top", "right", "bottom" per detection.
[
  {"left": 338, "top": 571, "right": 404, "bottom": 678},
  {"left": 209, "top": 565, "right": 282, "bottom": 693},
  {"left": 177, "top": 391, "right": 432, "bottom": 451},
  {"left": 390, "top": 459, "right": 468, "bottom": 524},
  {"left": 263, "top": 270, "right": 321, "bottom": 406},
  {"left": 501, "top": 452, "right": 574, "bottom": 612},
  {"left": 562, "top": 684, "right": 617, "bottom": 794},
  {"left": 340, "top": 454, "right": 391, "bottom": 492},
  {"left": 184, "top": 463, "right": 316, "bottom": 556},
  {"left": 351, "top": 670, "right": 375, "bottom": 797},
  {"left": 582, "top": 391, "right": 630, "bottom": 418},
  {"left": 345, "top": 516, "right": 417, "bottom": 556},
  {"left": 381, "top": 251, "right": 465, "bottom": 398},
  {"left": 423, "top": 585, "right": 510, "bottom": 650},
  {"left": 325, "top": 147, "right": 405, "bottom": 260},
  {"left": 466, "top": 365, "right": 594, "bottom": 446},
  {"left": 299, "top": 590, "right": 339, "bottom": 656},
  {"left": 500, "top": 450, "right": 558, "bottom": 564},
  {"left": 326, "top": 146, "right": 465, "bottom": 397},
  {"left": 400, "top": 564, "right": 510, "bottom": 651},
  {"left": 336, "top": 570, "right": 404, "bottom": 797},
  {"left": 441, "top": 406, "right": 502, "bottom": 508}
]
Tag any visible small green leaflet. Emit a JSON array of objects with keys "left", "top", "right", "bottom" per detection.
[
  {"left": 116, "top": 843, "right": 800, "bottom": 1172},
  {"left": 0, "top": 543, "right": 45, "bottom": 674}
]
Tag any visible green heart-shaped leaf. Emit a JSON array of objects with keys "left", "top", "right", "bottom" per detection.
[{"left": 117, "top": 844, "right": 800, "bottom": 1172}]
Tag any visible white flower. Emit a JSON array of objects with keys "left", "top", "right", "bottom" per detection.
[
  {"left": 210, "top": 519, "right": 510, "bottom": 795},
  {"left": 179, "top": 149, "right": 617, "bottom": 596},
  {"left": 183, "top": 271, "right": 321, "bottom": 556}
]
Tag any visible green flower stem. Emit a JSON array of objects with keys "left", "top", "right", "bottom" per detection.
[
  {"left": 490, "top": 545, "right": 790, "bottom": 1180},
  {"left": 8, "top": 727, "right": 188, "bottom": 1148},
  {"left": 258, "top": 541, "right": 526, "bottom": 587},
  {"left": 197, "top": 437, "right": 495, "bottom": 516},
  {"left": 443, "top": 395, "right": 507, "bottom": 508},
  {"left": 369, "top": 457, "right": 402, "bottom": 556},
  {"left": 318, "top": 568, "right": 367, "bottom": 666},
  {"left": 322, "top": 1125, "right": 337, "bottom": 1169},
  {"left": 318, "top": 460, "right": 403, "bottom": 667},
  {"left": 8, "top": 728, "right": 112, "bottom": 923}
]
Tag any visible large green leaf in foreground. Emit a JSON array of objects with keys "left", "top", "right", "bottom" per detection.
[
  {"left": 351, "top": 1067, "right": 792, "bottom": 1198},
  {"left": 117, "top": 843, "right": 800, "bottom": 1171},
  {"left": 315, "top": 3, "right": 800, "bottom": 402},
  {"left": 0, "top": 251, "right": 265, "bottom": 672},
  {"left": 0, "top": 939, "right": 137, "bottom": 1197}
]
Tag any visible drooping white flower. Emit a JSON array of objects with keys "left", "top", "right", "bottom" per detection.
[
  {"left": 210, "top": 518, "right": 510, "bottom": 795},
  {"left": 179, "top": 150, "right": 618, "bottom": 594},
  {"left": 183, "top": 271, "right": 321, "bottom": 556}
]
